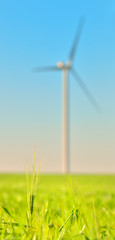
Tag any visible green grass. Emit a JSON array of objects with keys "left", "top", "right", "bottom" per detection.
[{"left": 0, "top": 174, "right": 115, "bottom": 239}]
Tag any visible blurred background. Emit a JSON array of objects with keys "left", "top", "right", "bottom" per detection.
[{"left": 0, "top": 0, "right": 115, "bottom": 173}]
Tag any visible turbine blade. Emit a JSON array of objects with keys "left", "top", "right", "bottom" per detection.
[
  {"left": 33, "top": 66, "right": 59, "bottom": 72},
  {"left": 68, "top": 17, "right": 85, "bottom": 64},
  {"left": 71, "top": 68, "right": 101, "bottom": 113}
]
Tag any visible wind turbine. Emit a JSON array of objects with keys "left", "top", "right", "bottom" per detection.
[{"left": 34, "top": 18, "right": 100, "bottom": 174}]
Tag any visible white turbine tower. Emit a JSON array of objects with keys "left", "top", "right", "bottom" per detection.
[{"left": 34, "top": 18, "right": 100, "bottom": 174}]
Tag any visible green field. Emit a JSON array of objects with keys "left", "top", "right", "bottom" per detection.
[{"left": 0, "top": 174, "right": 115, "bottom": 239}]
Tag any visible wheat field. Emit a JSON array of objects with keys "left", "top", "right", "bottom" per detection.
[{"left": 0, "top": 172, "right": 115, "bottom": 239}]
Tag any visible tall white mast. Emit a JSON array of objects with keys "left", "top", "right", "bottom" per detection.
[
  {"left": 34, "top": 18, "right": 100, "bottom": 174},
  {"left": 62, "top": 69, "right": 69, "bottom": 173}
]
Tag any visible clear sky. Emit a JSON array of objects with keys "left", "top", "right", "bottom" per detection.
[{"left": 0, "top": 0, "right": 115, "bottom": 173}]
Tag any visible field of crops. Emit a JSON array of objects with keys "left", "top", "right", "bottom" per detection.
[{"left": 0, "top": 173, "right": 115, "bottom": 239}]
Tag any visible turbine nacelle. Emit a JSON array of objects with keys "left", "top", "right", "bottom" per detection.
[
  {"left": 66, "top": 60, "right": 72, "bottom": 69},
  {"left": 57, "top": 61, "right": 72, "bottom": 70}
]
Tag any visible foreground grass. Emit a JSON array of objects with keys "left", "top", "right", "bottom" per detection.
[{"left": 0, "top": 174, "right": 115, "bottom": 239}]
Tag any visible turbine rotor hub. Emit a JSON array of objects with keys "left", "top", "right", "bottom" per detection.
[{"left": 57, "top": 61, "right": 64, "bottom": 69}]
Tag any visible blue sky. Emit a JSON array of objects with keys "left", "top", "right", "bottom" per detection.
[{"left": 0, "top": 0, "right": 115, "bottom": 172}]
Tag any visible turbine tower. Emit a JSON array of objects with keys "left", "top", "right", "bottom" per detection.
[{"left": 34, "top": 18, "right": 100, "bottom": 174}]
